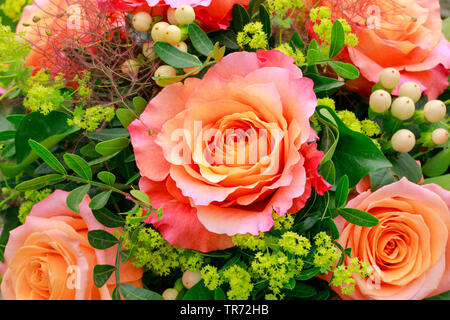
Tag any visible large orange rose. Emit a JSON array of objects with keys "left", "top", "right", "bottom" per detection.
[
  {"left": 306, "top": 0, "right": 450, "bottom": 99},
  {"left": 335, "top": 178, "right": 450, "bottom": 300},
  {"left": 128, "top": 50, "right": 331, "bottom": 253},
  {"left": 0, "top": 190, "right": 143, "bottom": 300}
]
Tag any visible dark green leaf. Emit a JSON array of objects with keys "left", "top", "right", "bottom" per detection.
[
  {"left": 89, "top": 191, "right": 112, "bottom": 210},
  {"left": 93, "top": 208, "right": 125, "bottom": 228},
  {"left": 183, "top": 281, "right": 214, "bottom": 300},
  {"left": 0, "top": 207, "right": 21, "bottom": 262},
  {"left": 188, "top": 23, "right": 214, "bottom": 56},
  {"left": 28, "top": 139, "right": 67, "bottom": 175},
  {"left": 295, "top": 267, "right": 321, "bottom": 281},
  {"left": 112, "top": 287, "right": 121, "bottom": 300},
  {"left": 95, "top": 138, "right": 130, "bottom": 156},
  {"left": 289, "top": 282, "right": 317, "bottom": 298},
  {"left": 120, "top": 283, "right": 163, "bottom": 300},
  {"left": 335, "top": 175, "right": 349, "bottom": 208},
  {"left": 336, "top": 208, "right": 379, "bottom": 227},
  {"left": 248, "top": 0, "right": 265, "bottom": 17},
  {"left": 290, "top": 31, "right": 304, "bottom": 49},
  {"left": 328, "top": 61, "right": 360, "bottom": 79},
  {"left": 15, "top": 174, "right": 65, "bottom": 191},
  {"left": 214, "top": 288, "right": 227, "bottom": 300},
  {"left": 0, "top": 130, "right": 16, "bottom": 141},
  {"left": 231, "top": 4, "right": 250, "bottom": 33},
  {"left": 392, "top": 153, "right": 422, "bottom": 183},
  {"left": 63, "top": 153, "right": 92, "bottom": 180},
  {"left": 425, "top": 290, "right": 450, "bottom": 300},
  {"left": 294, "top": 216, "right": 320, "bottom": 234},
  {"left": 423, "top": 149, "right": 450, "bottom": 178},
  {"left": 369, "top": 167, "right": 396, "bottom": 191},
  {"left": 88, "top": 230, "right": 118, "bottom": 250},
  {"left": 97, "top": 171, "right": 116, "bottom": 186},
  {"left": 67, "top": 184, "right": 91, "bottom": 213},
  {"left": 93, "top": 265, "right": 115, "bottom": 288},
  {"left": 329, "top": 20, "right": 345, "bottom": 58},
  {"left": 319, "top": 160, "right": 335, "bottom": 185},
  {"left": 259, "top": 5, "right": 271, "bottom": 38},
  {"left": 133, "top": 96, "right": 148, "bottom": 115},
  {"left": 87, "top": 128, "right": 129, "bottom": 141},
  {"left": 154, "top": 41, "right": 202, "bottom": 68}
]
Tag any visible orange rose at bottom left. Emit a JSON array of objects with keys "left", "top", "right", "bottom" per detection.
[{"left": 0, "top": 190, "right": 143, "bottom": 300}]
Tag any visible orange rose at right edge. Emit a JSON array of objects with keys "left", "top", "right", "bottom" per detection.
[{"left": 335, "top": 178, "right": 450, "bottom": 300}]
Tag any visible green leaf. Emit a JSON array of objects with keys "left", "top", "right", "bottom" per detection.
[
  {"left": 294, "top": 216, "right": 320, "bottom": 234},
  {"left": 443, "top": 17, "right": 450, "bottom": 41},
  {"left": 259, "top": 5, "right": 271, "bottom": 38},
  {"left": 89, "top": 191, "right": 112, "bottom": 210},
  {"left": 188, "top": 23, "right": 214, "bottom": 56},
  {"left": 290, "top": 31, "right": 305, "bottom": 49},
  {"left": 369, "top": 167, "right": 396, "bottom": 191},
  {"left": 183, "top": 281, "right": 214, "bottom": 300},
  {"left": 87, "top": 230, "right": 118, "bottom": 250},
  {"left": 0, "top": 130, "right": 16, "bottom": 141},
  {"left": 28, "top": 139, "right": 67, "bottom": 175},
  {"left": 231, "top": 4, "right": 250, "bottom": 33},
  {"left": 120, "top": 283, "right": 163, "bottom": 300},
  {"left": 214, "top": 288, "right": 227, "bottom": 300},
  {"left": 307, "top": 48, "right": 321, "bottom": 66},
  {"left": 319, "top": 160, "right": 335, "bottom": 185},
  {"left": 289, "top": 282, "right": 317, "bottom": 298},
  {"left": 116, "top": 108, "right": 137, "bottom": 128},
  {"left": 423, "top": 174, "right": 450, "bottom": 190},
  {"left": 95, "top": 138, "right": 130, "bottom": 156},
  {"left": 133, "top": 96, "right": 148, "bottom": 115},
  {"left": 130, "top": 190, "right": 151, "bottom": 205},
  {"left": 328, "top": 61, "right": 360, "bottom": 79},
  {"left": 80, "top": 142, "right": 101, "bottom": 158},
  {"left": 15, "top": 174, "right": 65, "bottom": 191},
  {"left": 248, "top": 0, "right": 265, "bottom": 17},
  {"left": 87, "top": 128, "right": 129, "bottom": 141},
  {"left": 93, "top": 265, "right": 115, "bottom": 288},
  {"left": 295, "top": 267, "right": 321, "bottom": 281},
  {"left": 329, "top": 20, "right": 345, "bottom": 58},
  {"left": 425, "top": 290, "right": 450, "bottom": 300},
  {"left": 391, "top": 153, "right": 422, "bottom": 183},
  {"left": 336, "top": 208, "right": 379, "bottom": 227},
  {"left": 63, "top": 153, "right": 92, "bottom": 180},
  {"left": 423, "top": 149, "right": 450, "bottom": 178},
  {"left": 154, "top": 41, "right": 202, "bottom": 68},
  {"left": 112, "top": 287, "right": 121, "bottom": 300},
  {"left": 93, "top": 208, "right": 125, "bottom": 228},
  {"left": 335, "top": 175, "right": 349, "bottom": 208},
  {"left": 66, "top": 184, "right": 91, "bottom": 213},
  {"left": 0, "top": 207, "right": 21, "bottom": 262},
  {"left": 97, "top": 171, "right": 116, "bottom": 186}
]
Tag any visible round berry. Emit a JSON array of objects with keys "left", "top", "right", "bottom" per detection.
[
  {"left": 182, "top": 271, "right": 202, "bottom": 289},
  {"left": 369, "top": 89, "right": 392, "bottom": 113},
  {"left": 162, "top": 288, "right": 179, "bottom": 301},
  {"left": 132, "top": 12, "right": 153, "bottom": 32},
  {"left": 155, "top": 65, "right": 177, "bottom": 78},
  {"left": 151, "top": 22, "right": 169, "bottom": 42},
  {"left": 175, "top": 41, "right": 188, "bottom": 52},
  {"left": 423, "top": 100, "right": 446, "bottom": 123},
  {"left": 379, "top": 68, "right": 401, "bottom": 89},
  {"left": 142, "top": 41, "right": 157, "bottom": 59},
  {"left": 167, "top": 7, "right": 178, "bottom": 25},
  {"left": 431, "top": 128, "right": 449, "bottom": 145},
  {"left": 163, "top": 25, "right": 182, "bottom": 45},
  {"left": 175, "top": 5, "right": 196, "bottom": 25},
  {"left": 121, "top": 59, "right": 139, "bottom": 77},
  {"left": 391, "top": 129, "right": 416, "bottom": 153},
  {"left": 398, "top": 81, "right": 422, "bottom": 103},
  {"left": 391, "top": 97, "right": 415, "bottom": 120}
]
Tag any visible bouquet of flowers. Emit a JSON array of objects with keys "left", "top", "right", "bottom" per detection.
[{"left": 0, "top": 0, "right": 448, "bottom": 301}]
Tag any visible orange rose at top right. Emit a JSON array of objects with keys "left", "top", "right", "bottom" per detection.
[{"left": 306, "top": 0, "right": 450, "bottom": 99}]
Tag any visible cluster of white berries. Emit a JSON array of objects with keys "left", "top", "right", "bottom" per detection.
[
  {"left": 162, "top": 271, "right": 202, "bottom": 300},
  {"left": 122, "top": 5, "right": 197, "bottom": 83},
  {"left": 369, "top": 68, "right": 448, "bottom": 153}
]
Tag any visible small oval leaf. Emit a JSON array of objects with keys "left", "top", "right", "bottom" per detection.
[
  {"left": 95, "top": 138, "right": 130, "bottom": 156},
  {"left": 28, "top": 139, "right": 67, "bottom": 175},
  {"left": 64, "top": 153, "right": 93, "bottom": 181},
  {"left": 87, "top": 230, "right": 118, "bottom": 250},
  {"left": 67, "top": 184, "right": 91, "bottom": 213},
  {"left": 93, "top": 264, "right": 115, "bottom": 288},
  {"left": 337, "top": 208, "right": 379, "bottom": 227},
  {"left": 89, "top": 191, "right": 112, "bottom": 210}
]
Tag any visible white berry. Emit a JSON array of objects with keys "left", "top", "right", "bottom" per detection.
[
  {"left": 121, "top": 59, "right": 139, "bottom": 77},
  {"left": 175, "top": 41, "right": 188, "bottom": 52},
  {"left": 142, "top": 41, "right": 157, "bottom": 59},
  {"left": 398, "top": 81, "right": 422, "bottom": 103},
  {"left": 175, "top": 5, "right": 196, "bottom": 25},
  {"left": 391, "top": 97, "right": 415, "bottom": 120},
  {"left": 167, "top": 7, "right": 178, "bottom": 25},
  {"left": 151, "top": 22, "right": 169, "bottom": 42},
  {"left": 162, "top": 288, "right": 179, "bottom": 300},
  {"left": 379, "top": 68, "right": 401, "bottom": 89},
  {"left": 155, "top": 65, "right": 177, "bottom": 78},
  {"left": 431, "top": 128, "right": 449, "bottom": 145},
  {"left": 132, "top": 12, "right": 153, "bottom": 32},
  {"left": 391, "top": 129, "right": 416, "bottom": 153},
  {"left": 163, "top": 25, "right": 182, "bottom": 45},
  {"left": 369, "top": 89, "right": 392, "bottom": 113},
  {"left": 423, "top": 100, "right": 446, "bottom": 123},
  {"left": 182, "top": 271, "right": 202, "bottom": 289}
]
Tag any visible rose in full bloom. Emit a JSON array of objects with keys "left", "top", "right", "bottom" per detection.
[
  {"left": 128, "top": 50, "right": 331, "bottom": 253},
  {"left": 306, "top": 0, "right": 450, "bottom": 99},
  {"left": 0, "top": 190, "right": 143, "bottom": 300},
  {"left": 335, "top": 178, "right": 450, "bottom": 300}
]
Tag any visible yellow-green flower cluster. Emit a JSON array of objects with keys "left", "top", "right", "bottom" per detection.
[
  {"left": 18, "top": 189, "right": 51, "bottom": 224},
  {"left": 278, "top": 232, "right": 311, "bottom": 256},
  {"left": 275, "top": 43, "right": 305, "bottom": 66},
  {"left": 267, "top": 0, "right": 304, "bottom": 20},
  {"left": 310, "top": 6, "right": 358, "bottom": 48},
  {"left": 0, "top": 0, "right": 32, "bottom": 22},
  {"left": 237, "top": 22, "right": 268, "bottom": 50},
  {"left": 232, "top": 233, "right": 268, "bottom": 251},
  {"left": 222, "top": 265, "right": 253, "bottom": 300},
  {"left": 201, "top": 265, "right": 223, "bottom": 291},
  {"left": 122, "top": 221, "right": 204, "bottom": 276},
  {"left": 313, "top": 232, "right": 340, "bottom": 273},
  {"left": 337, "top": 110, "right": 381, "bottom": 148},
  {"left": 68, "top": 105, "right": 115, "bottom": 131},
  {"left": 272, "top": 211, "right": 295, "bottom": 231},
  {"left": 23, "top": 84, "right": 65, "bottom": 114},
  {"left": 331, "top": 257, "right": 372, "bottom": 294}
]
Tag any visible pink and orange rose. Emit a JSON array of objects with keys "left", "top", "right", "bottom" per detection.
[
  {"left": 128, "top": 49, "right": 331, "bottom": 253},
  {"left": 335, "top": 178, "right": 450, "bottom": 300},
  {"left": 0, "top": 190, "right": 143, "bottom": 300},
  {"left": 307, "top": 0, "right": 450, "bottom": 99}
]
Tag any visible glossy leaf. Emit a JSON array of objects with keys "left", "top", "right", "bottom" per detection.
[
  {"left": 93, "top": 208, "right": 125, "bottom": 228},
  {"left": 328, "top": 61, "right": 360, "bottom": 79},
  {"left": 120, "top": 283, "right": 163, "bottom": 300},
  {"left": 89, "top": 191, "right": 112, "bottom": 210},
  {"left": 188, "top": 23, "right": 214, "bottom": 56},
  {"left": 87, "top": 230, "right": 118, "bottom": 250},
  {"left": 28, "top": 139, "right": 67, "bottom": 175},
  {"left": 154, "top": 41, "right": 202, "bottom": 68},
  {"left": 423, "top": 149, "right": 450, "bottom": 178},
  {"left": 336, "top": 208, "right": 379, "bottom": 227},
  {"left": 93, "top": 265, "right": 115, "bottom": 288},
  {"left": 15, "top": 174, "right": 65, "bottom": 191},
  {"left": 335, "top": 175, "right": 349, "bottom": 208},
  {"left": 329, "top": 20, "right": 345, "bottom": 58},
  {"left": 66, "top": 184, "right": 91, "bottom": 213},
  {"left": 97, "top": 171, "right": 116, "bottom": 186},
  {"left": 95, "top": 138, "right": 130, "bottom": 156},
  {"left": 64, "top": 153, "right": 92, "bottom": 180}
]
